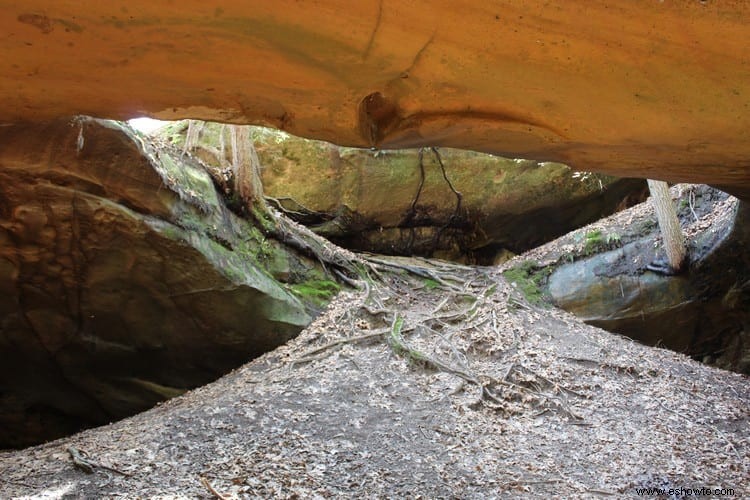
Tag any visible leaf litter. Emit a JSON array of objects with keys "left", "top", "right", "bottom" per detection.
[{"left": 1, "top": 198, "right": 748, "bottom": 499}]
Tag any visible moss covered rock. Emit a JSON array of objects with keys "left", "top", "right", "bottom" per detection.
[
  {"left": 165, "top": 121, "right": 646, "bottom": 262},
  {"left": 0, "top": 118, "right": 326, "bottom": 448}
]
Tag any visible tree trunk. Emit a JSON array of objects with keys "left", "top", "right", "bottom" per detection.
[
  {"left": 218, "top": 124, "right": 228, "bottom": 169},
  {"left": 647, "top": 179, "right": 686, "bottom": 272},
  {"left": 230, "top": 125, "right": 265, "bottom": 210},
  {"left": 183, "top": 120, "right": 205, "bottom": 155}
]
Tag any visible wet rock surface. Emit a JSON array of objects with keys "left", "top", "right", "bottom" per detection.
[{"left": 0, "top": 118, "right": 322, "bottom": 448}]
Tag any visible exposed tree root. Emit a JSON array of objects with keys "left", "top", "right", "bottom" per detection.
[
  {"left": 222, "top": 136, "right": 586, "bottom": 421},
  {"left": 275, "top": 228, "right": 586, "bottom": 420},
  {"left": 67, "top": 447, "right": 131, "bottom": 477},
  {"left": 265, "top": 195, "right": 330, "bottom": 222},
  {"left": 263, "top": 206, "right": 366, "bottom": 277},
  {"left": 290, "top": 329, "right": 391, "bottom": 366},
  {"left": 401, "top": 146, "right": 467, "bottom": 255}
]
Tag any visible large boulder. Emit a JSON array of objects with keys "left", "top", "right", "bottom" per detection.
[
  {"left": 548, "top": 195, "right": 750, "bottom": 374},
  {"left": 1, "top": 2, "right": 749, "bottom": 197},
  {"left": 0, "top": 118, "right": 325, "bottom": 448},
  {"left": 163, "top": 122, "right": 646, "bottom": 262}
]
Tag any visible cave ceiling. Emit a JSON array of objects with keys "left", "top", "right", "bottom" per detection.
[{"left": 1, "top": 1, "right": 749, "bottom": 197}]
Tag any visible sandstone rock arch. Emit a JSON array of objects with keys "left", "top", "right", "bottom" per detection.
[{"left": 1, "top": 1, "right": 749, "bottom": 197}]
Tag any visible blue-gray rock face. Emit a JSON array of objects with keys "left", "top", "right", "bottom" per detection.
[{"left": 549, "top": 202, "right": 750, "bottom": 374}]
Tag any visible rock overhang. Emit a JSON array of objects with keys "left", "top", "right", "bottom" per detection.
[{"left": 1, "top": 1, "right": 749, "bottom": 198}]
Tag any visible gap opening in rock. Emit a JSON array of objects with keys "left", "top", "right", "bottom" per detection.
[
  {"left": 1, "top": 116, "right": 744, "bottom": 452},
  {"left": 155, "top": 119, "right": 649, "bottom": 265}
]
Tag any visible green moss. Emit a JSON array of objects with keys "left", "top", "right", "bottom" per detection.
[
  {"left": 250, "top": 205, "right": 277, "bottom": 234},
  {"left": 289, "top": 279, "right": 341, "bottom": 308},
  {"left": 584, "top": 229, "right": 604, "bottom": 254},
  {"left": 423, "top": 278, "right": 440, "bottom": 290},
  {"left": 388, "top": 314, "right": 406, "bottom": 355},
  {"left": 502, "top": 260, "right": 551, "bottom": 306},
  {"left": 388, "top": 315, "right": 413, "bottom": 358},
  {"left": 583, "top": 229, "right": 622, "bottom": 255}
]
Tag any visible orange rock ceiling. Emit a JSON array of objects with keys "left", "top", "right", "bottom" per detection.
[{"left": 1, "top": 1, "right": 749, "bottom": 197}]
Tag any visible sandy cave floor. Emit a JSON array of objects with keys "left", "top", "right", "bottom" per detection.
[{"left": 0, "top": 186, "right": 748, "bottom": 499}]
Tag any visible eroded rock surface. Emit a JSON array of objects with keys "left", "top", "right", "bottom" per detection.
[
  {"left": 0, "top": 118, "right": 323, "bottom": 448},
  {"left": 1, "top": 2, "right": 749, "bottom": 196}
]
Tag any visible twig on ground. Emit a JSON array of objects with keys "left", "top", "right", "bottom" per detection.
[
  {"left": 532, "top": 370, "right": 588, "bottom": 399},
  {"left": 713, "top": 427, "right": 745, "bottom": 470},
  {"left": 0, "top": 476, "right": 35, "bottom": 489},
  {"left": 657, "top": 399, "right": 745, "bottom": 468},
  {"left": 67, "top": 447, "right": 131, "bottom": 476},
  {"left": 68, "top": 447, "right": 94, "bottom": 474},
  {"left": 585, "top": 489, "right": 618, "bottom": 496},
  {"left": 200, "top": 476, "right": 231, "bottom": 500},
  {"left": 500, "top": 477, "right": 565, "bottom": 489},
  {"left": 431, "top": 296, "right": 452, "bottom": 315},
  {"left": 290, "top": 329, "right": 389, "bottom": 366}
]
